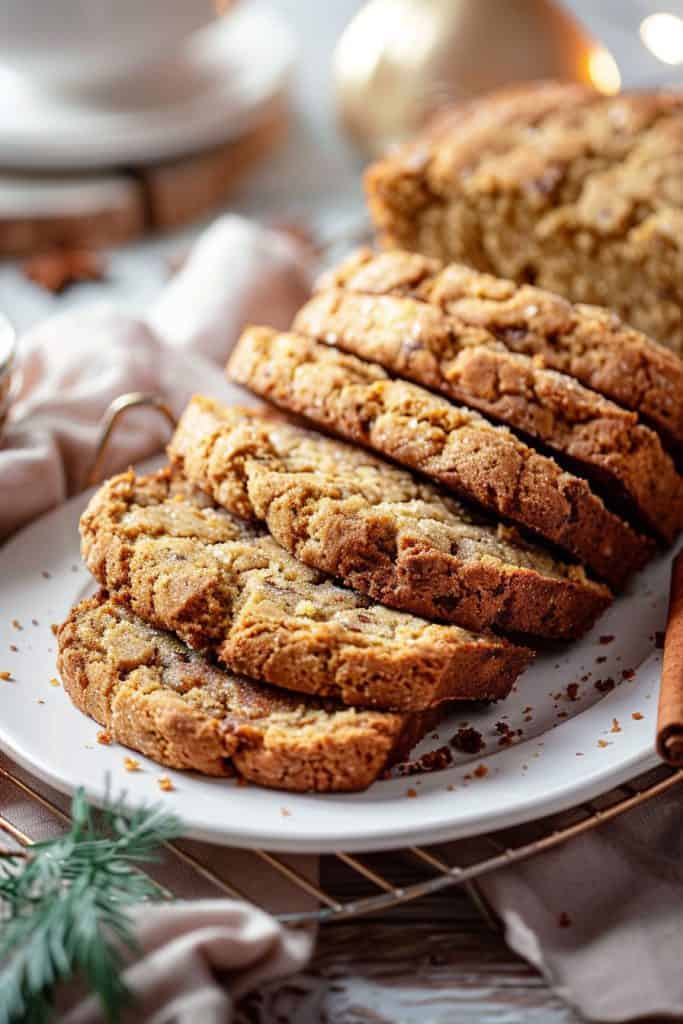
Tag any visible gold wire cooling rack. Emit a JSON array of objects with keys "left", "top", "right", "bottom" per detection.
[
  {"left": 2, "top": 757, "right": 681, "bottom": 926},
  {"left": 1, "top": 390, "right": 681, "bottom": 925}
]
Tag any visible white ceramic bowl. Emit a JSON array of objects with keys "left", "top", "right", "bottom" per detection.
[{"left": 0, "top": 0, "right": 220, "bottom": 91}]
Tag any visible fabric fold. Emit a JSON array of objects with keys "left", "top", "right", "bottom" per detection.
[
  {"left": 63, "top": 902, "right": 313, "bottom": 1024},
  {"left": 0, "top": 216, "right": 312, "bottom": 540}
]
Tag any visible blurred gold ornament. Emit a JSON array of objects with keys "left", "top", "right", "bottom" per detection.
[{"left": 334, "top": 0, "right": 620, "bottom": 155}]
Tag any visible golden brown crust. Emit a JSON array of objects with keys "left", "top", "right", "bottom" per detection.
[
  {"left": 365, "top": 84, "right": 683, "bottom": 355},
  {"left": 228, "top": 327, "right": 653, "bottom": 589},
  {"left": 296, "top": 259, "right": 683, "bottom": 540},
  {"left": 169, "top": 396, "right": 611, "bottom": 640},
  {"left": 317, "top": 248, "right": 683, "bottom": 457},
  {"left": 80, "top": 468, "right": 531, "bottom": 711},
  {"left": 57, "top": 593, "right": 441, "bottom": 792}
]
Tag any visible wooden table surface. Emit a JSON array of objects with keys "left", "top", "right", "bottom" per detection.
[{"left": 237, "top": 861, "right": 581, "bottom": 1024}]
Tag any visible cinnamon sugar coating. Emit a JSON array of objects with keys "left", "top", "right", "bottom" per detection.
[
  {"left": 80, "top": 467, "right": 530, "bottom": 711},
  {"left": 58, "top": 593, "right": 443, "bottom": 792},
  {"left": 295, "top": 250, "right": 683, "bottom": 540},
  {"left": 365, "top": 83, "right": 683, "bottom": 355},
  {"left": 169, "top": 395, "right": 611, "bottom": 639},
  {"left": 228, "top": 326, "right": 653, "bottom": 589}
]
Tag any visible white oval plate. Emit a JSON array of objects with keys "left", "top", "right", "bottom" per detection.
[
  {"left": 0, "top": 2, "right": 294, "bottom": 169},
  {"left": 0, "top": 456, "right": 666, "bottom": 852}
]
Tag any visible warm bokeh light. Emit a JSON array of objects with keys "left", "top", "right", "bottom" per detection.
[
  {"left": 587, "top": 47, "right": 621, "bottom": 95},
  {"left": 640, "top": 12, "right": 683, "bottom": 65}
]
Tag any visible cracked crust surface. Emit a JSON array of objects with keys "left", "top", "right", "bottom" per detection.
[
  {"left": 318, "top": 247, "right": 683, "bottom": 459},
  {"left": 365, "top": 82, "right": 683, "bottom": 355},
  {"left": 58, "top": 593, "right": 442, "bottom": 792},
  {"left": 295, "top": 257, "right": 683, "bottom": 541},
  {"left": 80, "top": 467, "right": 531, "bottom": 711},
  {"left": 169, "top": 396, "right": 611, "bottom": 640},
  {"left": 228, "top": 327, "right": 653, "bottom": 589}
]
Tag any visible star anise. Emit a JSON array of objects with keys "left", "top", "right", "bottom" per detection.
[{"left": 22, "top": 247, "right": 106, "bottom": 294}]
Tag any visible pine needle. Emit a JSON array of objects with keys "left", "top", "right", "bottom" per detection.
[{"left": 0, "top": 788, "right": 182, "bottom": 1024}]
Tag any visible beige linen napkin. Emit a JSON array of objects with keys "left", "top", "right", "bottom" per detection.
[
  {"left": 146, "top": 214, "right": 312, "bottom": 363},
  {"left": 63, "top": 902, "right": 311, "bottom": 1024},
  {"left": 476, "top": 771, "right": 683, "bottom": 1023},
  {"left": 0, "top": 214, "right": 312, "bottom": 541}
]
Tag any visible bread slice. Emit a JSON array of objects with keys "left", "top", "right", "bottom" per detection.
[
  {"left": 80, "top": 467, "right": 531, "bottom": 711},
  {"left": 365, "top": 82, "right": 683, "bottom": 356},
  {"left": 58, "top": 592, "right": 445, "bottom": 792},
  {"left": 294, "top": 265, "right": 683, "bottom": 541},
  {"left": 316, "top": 247, "right": 683, "bottom": 460},
  {"left": 228, "top": 326, "right": 653, "bottom": 589},
  {"left": 169, "top": 395, "right": 611, "bottom": 640}
]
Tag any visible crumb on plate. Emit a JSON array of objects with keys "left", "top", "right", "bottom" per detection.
[
  {"left": 451, "top": 726, "right": 485, "bottom": 754},
  {"left": 595, "top": 678, "right": 615, "bottom": 694}
]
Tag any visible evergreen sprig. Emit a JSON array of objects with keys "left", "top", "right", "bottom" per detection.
[{"left": 0, "top": 788, "right": 182, "bottom": 1024}]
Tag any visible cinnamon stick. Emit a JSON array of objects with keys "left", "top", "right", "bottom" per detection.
[{"left": 657, "top": 549, "right": 683, "bottom": 765}]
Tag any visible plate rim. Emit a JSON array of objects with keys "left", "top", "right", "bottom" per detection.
[
  {"left": 0, "top": 712, "right": 659, "bottom": 852},
  {"left": 0, "top": 457, "right": 665, "bottom": 853}
]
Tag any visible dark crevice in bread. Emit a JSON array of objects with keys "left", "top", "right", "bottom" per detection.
[
  {"left": 80, "top": 467, "right": 531, "bottom": 711},
  {"left": 169, "top": 395, "right": 611, "bottom": 640},
  {"left": 228, "top": 326, "right": 654, "bottom": 590}
]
